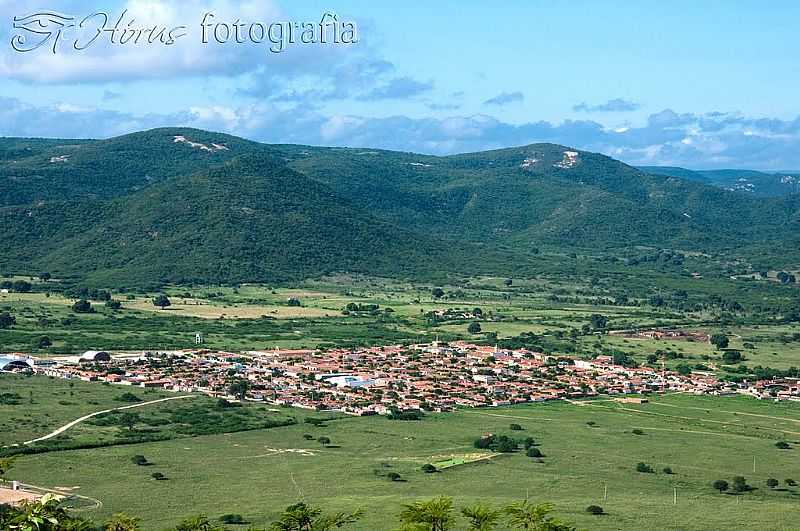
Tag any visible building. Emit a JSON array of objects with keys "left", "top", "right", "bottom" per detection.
[
  {"left": 0, "top": 355, "right": 34, "bottom": 371},
  {"left": 79, "top": 351, "right": 112, "bottom": 362}
]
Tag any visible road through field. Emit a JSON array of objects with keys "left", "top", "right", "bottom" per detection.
[{"left": 23, "top": 395, "right": 195, "bottom": 445}]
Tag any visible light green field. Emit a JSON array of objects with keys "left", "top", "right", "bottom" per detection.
[{"left": 6, "top": 386, "right": 800, "bottom": 530}]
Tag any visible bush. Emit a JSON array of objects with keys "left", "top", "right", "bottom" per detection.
[
  {"left": 636, "top": 462, "right": 654, "bottom": 473},
  {"left": 766, "top": 478, "right": 779, "bottom": 489},
  {"left": 785, "top": 478, "right": 797, "bottom": 487},
  {"left": 585, "top": 505, "right": 604, "bottom": 515},
  {"left": 712, "top": 479, "right": 729, "bottom": 493},
  {"left": 662, "top": 467, "right": 673, "bottom": 475},
  {"left": 387, "top": 472, "right": 402, "bottom": 482},
  {"left": 631, "top": 429, "right": 644, "bottom": 435},
  {"left": 509, "top": 423, "right": 523, "bottom": 431},
  {"left": 131, "top": 455, "right": 149, "bottom": 466},
  {"left": 151, "top": 472, "right": 167, "bottom": 480},
  {"left": 732, "top": 476, "right": 750, "bottom": 493},
  {"left": 219, "top": 514, "right": 245, "bottom": 524},
  {"left": 526, "top": 448, "right": 543, "bottom": 458},
  {"left": 421, "top": 464, "right": 437, "bottom": 473},
  {"left": 775, "top": 441, "right": 791, "bottom": 449},
  {"left": 116, "top": 392, "right": 142, "bottom": 403}
]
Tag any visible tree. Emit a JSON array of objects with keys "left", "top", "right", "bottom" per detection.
[
  {"left": 662, "top": 467, "right": 673, "bottom": 475},
  {"left": 318, "top": 436, "right": 331, "bottom": 447},
  {"left": 151, "top": 472, "right": 167, "bottom": 481},
  {"left": 387, "top": 472, "right": 402, "bottom": 482},
  {"left": 589, "top": 314, "right": 608, "bottom": 331},
  {"left": 468, "top": 322, "right": 482, "bottom": 334},
  {"left": 732, "top": 476, "right": 750, "bottom": 493},
  {"left": 286, "top": 298, "right": 302, "bottom": 307},
  {"left": 585, "top": 505, "right": 604, "bottom": 515},
  {"left": 11, "top": 280, "right": 31, "bottom": 293},
  {"left": 526, "top": 448, "right": 543, "bottom": 458},
  {"left": 504, "top": 279, "right": 513, "bottom": 287},
  {"left": 399, "top": 496, "right": 454, "bottom": 531},
  {"left": 712, "top": 479, "right": 729, "bottom": 493},
  {"left": 72, "top": 299, "right": 94, "bottom": 313},
  {"left": 105, "top": 513, "right": 141, "bottom": 531},
  {"left": 462, "top": 503, "right": 502, "bottom": 531},
  {"left": 219, "top": 514, "right": 245, "bottom": 525},
  {"left": 106, "top": 300, "right": 122, "bottom": 310},
  {"left": 509, "top": 423, "right": 523, "bottom": 431},
  {"left": 131, "top": 455, "right": 149, "bottom": 466},
  {"left": 767, "top": 478, "right": 779, "bottom": 489},
  {"left": 431, "top": 288, "right": 445, "bottom": 299},
  {"left": 152, "top": 294, "right": 171, "bottom": 310},
  {"left": 118, "top": 412, "right": 140, "bottom": 431},
  {"left": 39, "top": 272, "right": 52, "bottom": 282},
  {"left": 35, "top": 336, "right": 52, "bottom": 349},
  {"left": 0, "top": 312, "right": 16, "bottom": 329},
  {"left": 228, "top": 379, "right": 250, "bottom": 401},
  {"left": 775, "top": 441, "right": 791, "bottom": 449},
  {"left": 0, "top": 457, "right": 14, "bottom": 483},
  {"left": 786, "top": 478, "right": 797, "bottom": 487},
  {"left": 636, "top": 462, "right": 654, "bottom": 473},
  {"left": 710, "top": 334, "right": 729, "bottom": 350},
  {"left": 421, "top": 463, "right": 438, "bottom": 473},
  {"left": 4, "top": 493, "right": 90, "bottom": 531},
  {"left": 269, "top": 502, "right": 362, "bottom": 531},
  {"left": 504, "top": 500, "right": 575, "bottom": 530},
  {"left": 721, "top": 350, "right": 742, "bottom": 364},
  {"left": 175, "top": 515, "right": 223, "bottom": 531}
]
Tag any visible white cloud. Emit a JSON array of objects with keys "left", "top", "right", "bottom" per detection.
[{"left": 4, "top": 95, "right": 800, "bottom": 170}]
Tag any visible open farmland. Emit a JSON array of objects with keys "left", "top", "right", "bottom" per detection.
[{"left": 5, "top": 387, "right": 800, "bottom": 531}]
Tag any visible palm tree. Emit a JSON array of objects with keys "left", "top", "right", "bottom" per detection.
[
  {"left": 504, "top": 500, "right": 575, "bottom": 531},
  {"left": 269, "top": 502, "right": 362, "bottom": 531},
  {"left": 398, "top": 497, "right": 455, "bottom": 531},
  {"left": 105, "top": 513, "right": 141, "bottom": 531},
  {"left": 5, "top": 493, "right": 82, "bottom": 531},
  {"left": 461, "top": 504, "right": 502, "bottom": 531},
  {"left": 174, "top": 515, "right": 224, "bottom": 531}
]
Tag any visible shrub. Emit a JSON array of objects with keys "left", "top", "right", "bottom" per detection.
[
  {"left": 585, "top": 505, "right": 604, "bottom": 515},
  {"left": 116, "top": 392, "right": 142, "bottom": 403},
  {"left": 387, "top": 472, "right": 402, "bottom": 482},
  {"left": 636, "top": 462, "right": 654, "bottom": 473},
  {"left": 712, "top": 479, "right": 729, "bottom": 493},
  {"left": 509, "top": 423, "right": 523, "bottom": 431},
  {"left": 421, "top": 464, "right": 437, "bottom": 473},
  {"left": 775, "top": 441, "right": 791, "bottom": 449},
  {"left": 785, "top": 479, "right": 797, "bottom": 487},
  {"left": 219, "top": 514, "right": 245, "bottom": 524},
  {"left": 632, "top": 429, "right": 644, "bottom": 435},
  {"left": 131, "top": 455, "right": 149, "bottom": 466},
  {"left": 526, "top": 448, "right": 543, "bottom": 458},
  {"left": 662, "top": 467, "right": 673, "bottom": 475},
  {"left": 766, "top": 478, "right": 779, "bottom": 489},
  {"left": 732, "top": 476, "right": 750, "bottom": 493},
  {"left": 151, "top": 472, "right": 167, "bottom": 480}
]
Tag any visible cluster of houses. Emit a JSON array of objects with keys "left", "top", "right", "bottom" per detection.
[{"left": 2, "top": 342, "right": 799, "bottom": 415}]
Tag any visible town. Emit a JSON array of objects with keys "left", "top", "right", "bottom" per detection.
[{"left": 4, "top": 340, "right": 797, "bottom": 416}]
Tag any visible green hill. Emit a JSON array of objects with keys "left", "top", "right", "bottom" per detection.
[
  {"left": 1, "top": 128, "right": 799, "bottom": 285},
  {"left": 641, "top": 165, "right": 800, "bottom": 198}
]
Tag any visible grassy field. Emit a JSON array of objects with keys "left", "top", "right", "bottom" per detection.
[
  {"left": 0, "top": 375, "right": 172, "bottom": 447},
  {"left": 5, "top": 381, "right": 800, "bottom": 530}
]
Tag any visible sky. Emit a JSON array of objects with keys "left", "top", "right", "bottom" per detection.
[{"left": 2, "top": 0, "right": 800, "bottom": 169}]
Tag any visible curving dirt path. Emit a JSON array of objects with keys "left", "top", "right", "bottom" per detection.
[{"left": 23, "top": 395, "right": 195, "bottom": 445}]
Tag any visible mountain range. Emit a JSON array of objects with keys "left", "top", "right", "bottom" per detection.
[
  {"left": 1, "top": 128, "right": 798, "bottom": 286},
  {"left": 640, "top": 166, "right": 800, "bottom": 198}
]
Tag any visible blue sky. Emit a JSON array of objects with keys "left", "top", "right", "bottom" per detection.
[{"left": 2, "top": 0, "right": 800, "bottom": 169}]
